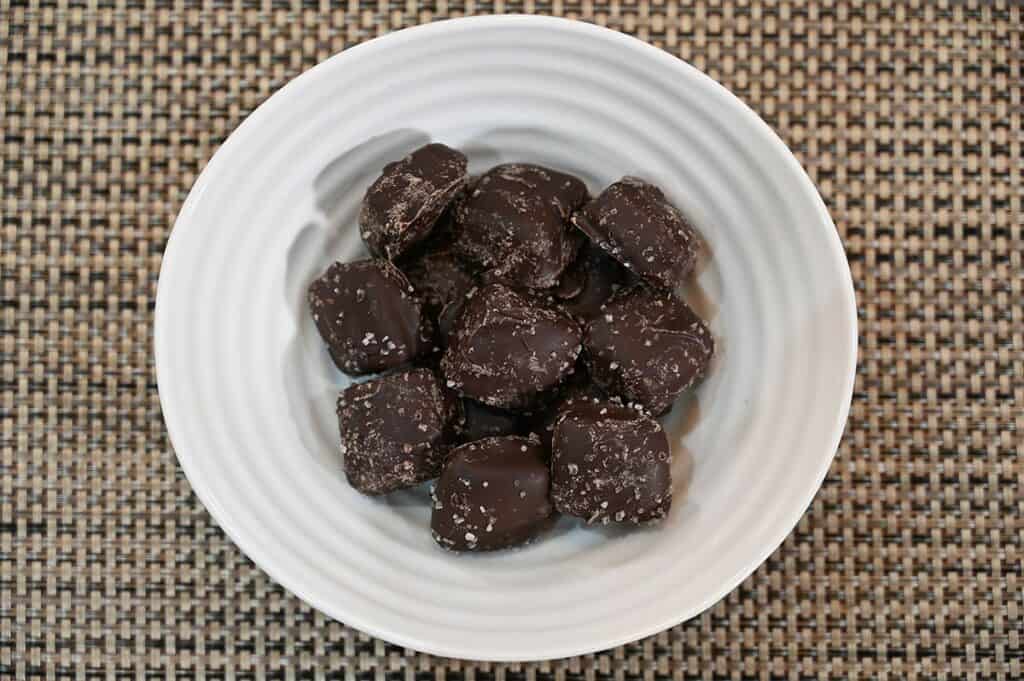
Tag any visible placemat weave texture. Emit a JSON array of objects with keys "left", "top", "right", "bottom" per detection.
[{"left": 2, "top": 1, "right": 1021, "bottom": 678}]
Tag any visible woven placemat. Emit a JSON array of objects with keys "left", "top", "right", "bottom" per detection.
[{"left": 2, "top": 1, "right": 1021, "bottom": 678}]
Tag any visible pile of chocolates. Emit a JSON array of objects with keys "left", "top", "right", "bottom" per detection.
[{"left": 308, "top": 143, "right": 715, "bottom": 552}]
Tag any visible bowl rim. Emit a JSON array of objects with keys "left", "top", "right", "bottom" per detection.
[{"left": 155, "top": 14, "right": 858, "bottom": 661}]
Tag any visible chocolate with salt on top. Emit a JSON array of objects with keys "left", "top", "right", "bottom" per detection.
[
  {"left": 337, "top": 368, "right": 459, "bottom": 495},
  {"left": 308, "top": 259, "right": 433, "bottom": 375},
  {"left": 454, "top": 163, "right": 588, "bottom": 289},
  {"left": 431, "top": 435, "right": 553, "bottom": 551},
  {"left": 360, "top": 143, "right": 469, "bottom": 260},
  {"left": 551, "top": 400, "right": 671, "bottom": 524},
  {"left": 572, "top": 177, "right": 699, "bottom": 291},
  {"left": 441, "top": 283, "right": 582, "bottom": 409},
  {"left": 584, "top": 285, "right": 714, "bottom": 415}
]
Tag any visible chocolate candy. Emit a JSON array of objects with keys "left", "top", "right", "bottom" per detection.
[
  {"left": 454, "top": 164, "right": 588, "bottom": 289},
  {"left": 585, "top": 285, "right": 714, "bottom": 414},
  {"left": 431, "top": 435, "right": 553, "bottom": 551},
  {"left": 573, "top": 177, "right": 699, "bottom": 291},
  {"left": 308, "top": 259, "right": 433, "bottom": 374},
  {"left": 337, "top": 368, "right": 458, "bottom": 495},
  {"left": 360, "top": 143, "right": 469, "bottom": 260},
  {"left": 457, "top": 399, "right": 524, "bottom": 443},
  {"left": 551, "top": 400, "right": 671, "bottom": 524},
  {"left": 441, "top": 283, "right": 582, "bottom": 409},
  {"left": 552, "top": 241, "right": 627, "bottom": 321}
]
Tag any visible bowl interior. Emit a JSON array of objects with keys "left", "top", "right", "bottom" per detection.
[{"left": 156, "top": 16, "right": 856, "bottom": 661}]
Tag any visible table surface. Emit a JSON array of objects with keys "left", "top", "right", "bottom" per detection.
[{"left": 2, "top": 1, "right": 1021, "bottom": 679}]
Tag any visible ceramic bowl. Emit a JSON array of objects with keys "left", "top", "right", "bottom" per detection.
[{"left": 156, "top": 15, "right": 857, "bottom": 661}]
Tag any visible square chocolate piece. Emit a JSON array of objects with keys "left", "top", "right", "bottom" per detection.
[
  {"left": 584, "top": 285, "right": 714, "bottom": 414},
  {"left": 453, "top": 163, "right": 588, "bottom": 289},
  {"left": 308, "top": 259, "right": 433, "bottom": 375},
  {"left": 337, "top": 368, "right": 458, "bottom": 495},
  {"left": 551, "top": 400, "right": 671, "bottom": 524},
  {"left": 573, "top": 177, "right": 699, "bottom": 291},
  {"left": 360, "top": 143, "right": 469, "bottom": 260},
  {"left": 441, "top": 283, "right": 582, "bottom": 409},
  {"left": 431, "top": 435, "right": 553, "bottom": 551}
]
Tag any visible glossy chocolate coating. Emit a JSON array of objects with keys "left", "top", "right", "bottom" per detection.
[
  {"left": 441, "top": 283, "right": 583, "bottom": 409},
  {"left": 360, "top": 143, "right": 469, "bottom": 260},
  {"left": 308, "top": 259, "right": 432, "bottom": 375},
  {"left": 337, "top": 368, "right": 458, "bottom": 495},
  {"left": 552, "top": 241, "right": 628, "bottom": 321},
  {"left": 453, "top": 164, "right": 588, "bottom": 289},
  {"left": 551, "top": 400, "right": 671, "bottom": 524},
  {"left": 585, "top": 285, "right": 714, "bottom": 414},
  {"left": 573, "top": 177, "right": 699, "bottom": 291},
  {"left": 431, "top": 435, "right": 553, "bottom": 551}
]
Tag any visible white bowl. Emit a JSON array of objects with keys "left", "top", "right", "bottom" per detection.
[{"left": 156, "top": 15, "right": 857, "bottom": 661}]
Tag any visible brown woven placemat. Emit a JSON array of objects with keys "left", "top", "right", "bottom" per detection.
[{"left": 2, "top": 1, "right": 1021, "bottom": 678}]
